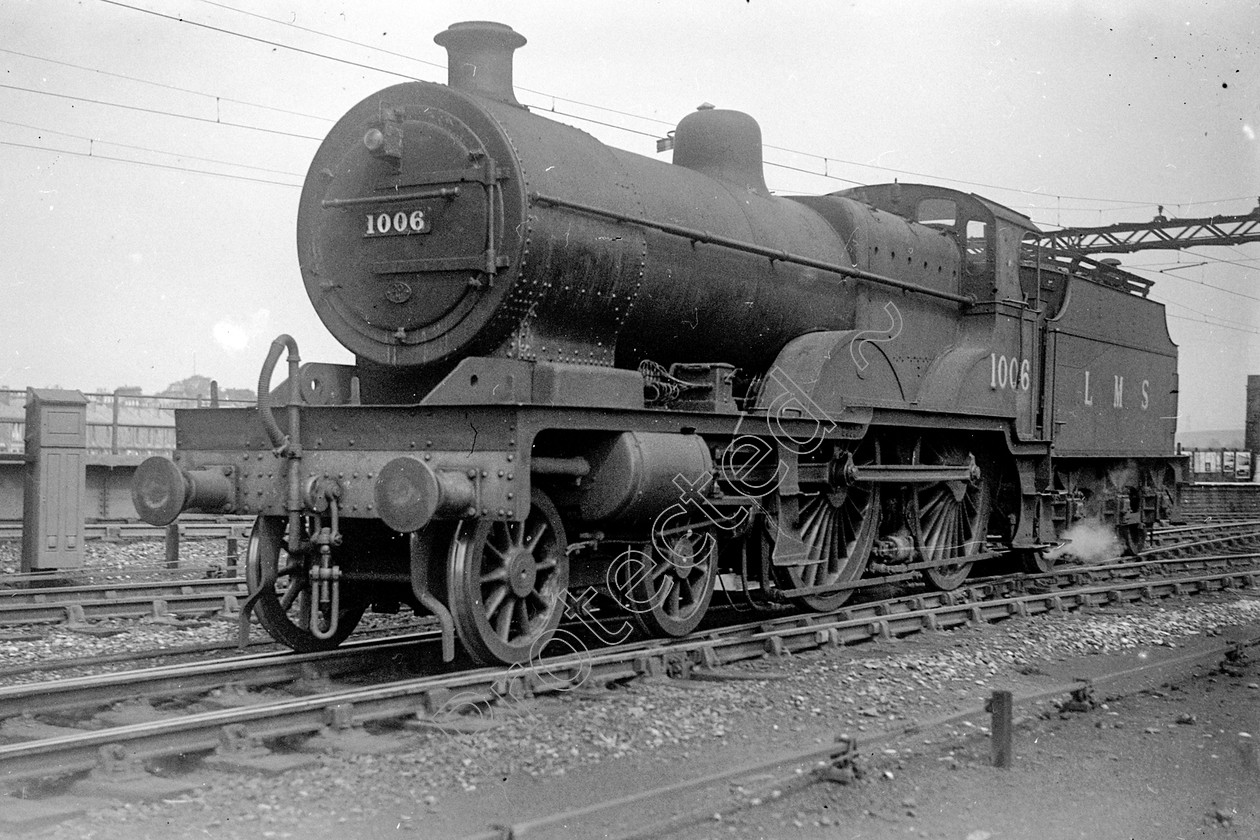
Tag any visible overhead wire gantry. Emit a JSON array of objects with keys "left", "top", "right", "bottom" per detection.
[{"left": 1037, "top": 201, "right": 1260, "bottom": 255}]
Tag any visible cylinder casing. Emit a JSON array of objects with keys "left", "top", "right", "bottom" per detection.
[{"left": 578, "top": 432, "right": 713, "bottom": 522}]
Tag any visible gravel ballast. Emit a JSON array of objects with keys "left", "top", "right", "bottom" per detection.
[{"left": 1, "top": 539, "right": 1258, "bottom": 839}]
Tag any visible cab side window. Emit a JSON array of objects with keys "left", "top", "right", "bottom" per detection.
[
  {"left": 965, "top": 219, "right": 988, "bottom": 274},
  {"left": 917, "top": 196, "right": 1000, "bottom": 300}
]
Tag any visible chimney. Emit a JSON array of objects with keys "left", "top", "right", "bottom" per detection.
[{"left": 434, "top": 21, "right": 526, "bottom": 107}]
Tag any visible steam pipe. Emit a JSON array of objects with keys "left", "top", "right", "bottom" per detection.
[
  {"left": 258, "top": 334, "right": 304, "bottom": 552},
  {"left": 258, "top": 334, "right": 300, "bottom": 453}
]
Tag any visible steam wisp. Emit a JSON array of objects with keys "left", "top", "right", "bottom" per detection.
[{"left": 1047, "top": 518, "right": 1122, "bottom": 564}]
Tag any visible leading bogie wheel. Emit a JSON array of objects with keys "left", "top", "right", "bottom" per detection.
[
  {"left": 617, "top": 525, "right": 718, "bottom": 638},
  {"left": 447, "top": 489, "right": 570, "bottom": 665},
  {"left": 246, "top": 515, "right": 365, "bottom": 651}
]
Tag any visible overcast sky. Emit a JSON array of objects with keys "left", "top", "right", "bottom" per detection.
[{"left": 2, "top": 0, "right": 1257, "bottom": 432}]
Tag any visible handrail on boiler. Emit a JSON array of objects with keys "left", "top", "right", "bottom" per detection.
[{"left": 529, "top": 192, "right": 975, "bottom": 306}]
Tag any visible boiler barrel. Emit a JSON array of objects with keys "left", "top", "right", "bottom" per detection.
[{"left": 298, "top": 81, "right": 859, "bottom": 374}]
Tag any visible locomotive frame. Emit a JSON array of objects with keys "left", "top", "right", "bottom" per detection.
[{"left": 132, "top": 21, "right": 1184, "bottom": 665}]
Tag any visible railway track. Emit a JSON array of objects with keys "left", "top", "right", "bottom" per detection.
[
  {"left": 0, "top": 516, "right": 255, "bottom": 542},
  {"left": 0, "top": 502, "right": 1251, "bottom": 546},
  {"left": 0, "top": 516, "right": 1256, "bottom": 675},
  {"left": 493, "top": 622, "right": 1260, "bottom": 840},
  {"left": 1, "top": 518, "right": 1255, "bottom": 629},
  {"left": 0, "top": 576, "right": 247, "bottom": 626},
  {"left": 1, "top": 541, "right": 1257, "bottom": 789},
  {"left": 1150, "top": 518, "right": 1260, "bottom": 544}
]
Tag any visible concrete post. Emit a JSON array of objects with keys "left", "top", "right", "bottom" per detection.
[
  {"left": 990, "top": 689, "right": 1014, "bottom": 768},
  {"left": 1246, "top": 376, "right": 1260, "bottom": 482}
]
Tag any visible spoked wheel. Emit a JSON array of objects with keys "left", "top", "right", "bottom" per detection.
[
  {"left": 448, "top": 489, "right": 569, "bottom": 665},
  {"left": 771, "top": 442, "right": 881, "bottom": 612},
  {"left": 245, "top": 515, "right": 365, "bottom": 652},
  {"left": 916, "top": 441, "right": 990, "bottom": 591},
  {"left": 618, "top": 526, "right": 718, "bottom": 637}
]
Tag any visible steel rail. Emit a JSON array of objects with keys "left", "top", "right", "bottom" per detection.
[
  {"left": 0, "top": 535, "right": 1254, "bottom": 716},
  {"left": 0, "top": 579, "right": 248, "bottom": 625},
  {"left": 1154, "top": 519, "right": 1260, "bottom": 536},
  {"left": 584, "top": 632, "right": 1260, "bottom": 840},
  {"left": 745, "top": 570, "right": 1259, "bottom": 657},
  {"left": 0, "top": 518, "right": 255, "bottom": 541},
  {"left": 1, "top": 553, "right": 1256, "bottom": 784},
  {"left": 0, "top": 632, "right": 437, "bottom": 720},
  {"left": 0, "top": 577, "right": 244, "bottom": 602},
  {"left": 1140, "top": 527, "right": 1260, "bottom": 557},
  {"left": 0, "top": 518, "right": 1250, "bottom": 629},
  {"left": 764, "top": 519, "right": 1260, "bottom": 603},
  {"left": 1, "top": 566, "right": 231, "bottom": 587},
  {"left": 0, "top": 637, "right": 275, "bottom": 679}
]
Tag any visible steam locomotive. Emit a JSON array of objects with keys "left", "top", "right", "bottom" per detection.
[{"left": 133, "top": 21, "right": 1182, "bottom": 665}]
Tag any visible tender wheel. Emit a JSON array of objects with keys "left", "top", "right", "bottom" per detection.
[
  {"left": 917, "top": 442, "right": 990, "bottom": 591},
  {"left": 1123, "top": 523, "right": 1148, "bottom": 556},
  {"left": 617, "top": 526, "right": 718, "bottom": 637},
  {"left": 246, "top": 515, "right": 365, "bottom": 652},
  {"left": 448, "top": 489, "right": 569, "bottom": 665},
  {"left": 771, "top": 443, "right": 881, "bottom": 612},
  {"left": 1121, "top": 479, "right": 1150, "bottom": 556}
]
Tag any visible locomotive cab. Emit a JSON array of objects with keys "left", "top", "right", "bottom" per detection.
[{"left": 836, "top": 183, "right": 1038, "bottom": 305}]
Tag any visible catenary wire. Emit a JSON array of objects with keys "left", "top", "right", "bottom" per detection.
[
  {"left": 0, "top": 117, "right": 305, "bottom": 177},
  {"left": 97, "top": 0, "right": 1255, "bottom": 214},
  {"left": 0, "top": 138, "right": 301, "bottom": 188},
  {"left": 0, "top": 82, "right": 324, "bottom": 142},
  {"left": 1186, "top": 250, "right": 1260, "bottom": 273},
  {"left": 1166, "top": 312, "right": 1260, "bottom": 337},
  {"left": 1134, "top": 256, "right": 1260, "bottom": 269},
  {"left": 6, "top": 141, "right": 1255, "bottom": 338},
  {"left": 1162, "top": 297, "right": 1260, "bottom": 332},
  {"left": 10, "top": 0, "right": 1259, "bottom": 314},
  {"left": 1126, "top": 263, "right": 1260, "bottom": 304},
  {"left": 99, "top": 0, "right": 424, "bottom": 83},
  {"left": 180, "top": 0, "right": 1260, "bottom": 214},
  {"left": 5, "top": 5, "right": 1254, "bottom": 349},
  {"left": 190, "top": 0, "right": 678, "bottom": 131},
  {"left": 13, "top": 124, "right": 1257, "bottom": 343},
  {"left": 0, "top": 47, "right": 333, "bottom": 124}
]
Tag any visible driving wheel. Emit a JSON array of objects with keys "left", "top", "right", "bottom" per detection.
[
  {"left": 771, "top": 442, "right": 881, "bottom": 612},
  {"left": 916, "top": 442, "right": 990, "bottom": 591}
]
